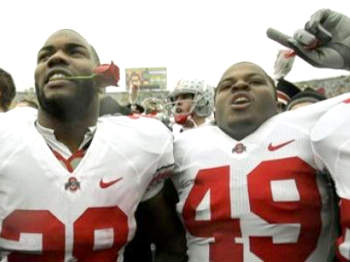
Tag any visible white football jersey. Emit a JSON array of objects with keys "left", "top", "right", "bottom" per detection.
[
  {"left": 173, "top": 93, "right": 350, "bottom": 262},
  {"left": 311, "top": 97, "right": 350, "bottom": 261},
  {"left": 0, "top": 110, "right": 173, "bottom": 262}
]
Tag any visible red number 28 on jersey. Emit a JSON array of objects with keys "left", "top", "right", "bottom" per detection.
[{"left": 1, "top": 206, "right": 128, "bottom": 262}]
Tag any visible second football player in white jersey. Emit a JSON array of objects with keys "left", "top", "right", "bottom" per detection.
[
  {"left": 172, "top": 61, "right": 350, "bottom": 262},
  {"left": 173, "top": 8, "right": 350, "bottom": 262}
]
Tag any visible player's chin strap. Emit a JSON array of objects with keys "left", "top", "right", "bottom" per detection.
[
  {"left": 174, "top": 114, "right": 189, "bottom": 124},
  {"left": 174, "top": 113, "right": 197, "bottom": 129},
  {"left": 186, "top": 115, "right": 197, "bottom": 128}
]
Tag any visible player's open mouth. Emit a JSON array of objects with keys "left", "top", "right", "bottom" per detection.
[
  {"left": 44, "top": 69, "right": 74, "bottom": 89},
  {"left": 48, "top": 73, "right": 68, "bottom": 82},
  {"left": 45, "top": 69, "right": 72, "bottom": 84},
  {"left": 231, "top": 93, "right": 252, "bottom": 109},
  {"left": 176, "top": 107, "right": 183, "bottom": 113}
]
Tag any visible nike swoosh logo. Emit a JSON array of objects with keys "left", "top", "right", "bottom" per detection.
[
  {"left": 268, "top": 139, "right": 295, "bottom": 151},
  {"left": 100, "top": 177, "right": 123, "bottom": 189}
]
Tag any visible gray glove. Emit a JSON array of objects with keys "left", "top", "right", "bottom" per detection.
[{"left": 268, "top": 9, "right": 350, "bottom": 70}]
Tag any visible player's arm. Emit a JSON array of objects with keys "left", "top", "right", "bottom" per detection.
[
  {"left": 268, "top": 9, "right": 350, "bottom": 70},
  {"left": 311, "top": 103, "right": 350, "bottom": 262},
  {"left": 140, "top": 185, "right": 187, "bottom": 262},
  {"left": 133, "top": 120, "right": 186, "bottom": 262}
]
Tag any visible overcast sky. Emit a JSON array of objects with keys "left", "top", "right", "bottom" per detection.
[{"left": 2, "top": 0, "right": 349, "bottom": 92}]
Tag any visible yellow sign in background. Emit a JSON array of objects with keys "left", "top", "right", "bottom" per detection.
[{"left": 125, "top": 67, "right": 167, "bottom": 90}]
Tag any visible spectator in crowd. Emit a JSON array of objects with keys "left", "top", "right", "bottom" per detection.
[
  {"left": 286, "top": 87, "right": 326, "bottom": 110},
  {"left": 0, "top": 67, "right": 16, "bottom": 112},
  {"left": 168, "top": 79, "right": 214, "bottom": 134},
  {"left": 142, "top": 97, "right": 171, "bottom": 128},
  {"left": 142, "top": 97, "right": 164, "bottom": 115},
  {"left": 0, "top": 29, "right": 186, "bottom": 261},
  {"left": 126, "top": 102, "right": 145, "bottom": 114},
  {"left": 276, "top": 78, "right": 301, "bottom": 111}
]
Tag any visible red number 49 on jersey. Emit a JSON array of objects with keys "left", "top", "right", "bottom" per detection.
[{"left": 183, "top": 157, "right": 326, "bottom": 262}]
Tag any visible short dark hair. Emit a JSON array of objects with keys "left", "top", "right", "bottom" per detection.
[{"left": 0, "top": 68, "right": 16, "bottom": 111}]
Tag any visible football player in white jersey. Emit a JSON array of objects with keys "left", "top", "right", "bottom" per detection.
[
  {"left": 172, "top": 63, "right": 350, "bottom": 262},
  {"left": 173, "top": 8, "right": 350, "bottom": 262},
  {"left": 0, "top": 29, "right": 186, "bottom": 262},
  {"left": 168, "top": 80, "right": 214, "bottom": 134}
]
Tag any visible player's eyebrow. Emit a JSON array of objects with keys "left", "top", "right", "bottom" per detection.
[
  {"left": 38, "top": 45, "right": 54, "bottom": 55},
  {"left": 38, "top": 42, "right": 88, "bottom": 54},
  {"left": 65, "top": 43, "right": 89, "bottom": 51}
]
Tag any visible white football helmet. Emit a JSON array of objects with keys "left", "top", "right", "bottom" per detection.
[
  {"left": 142, "top": 97, "right": 165, "bottom": 114},
  {"left": 168, "top": 79, "right": 214, "bottom": 122}
]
